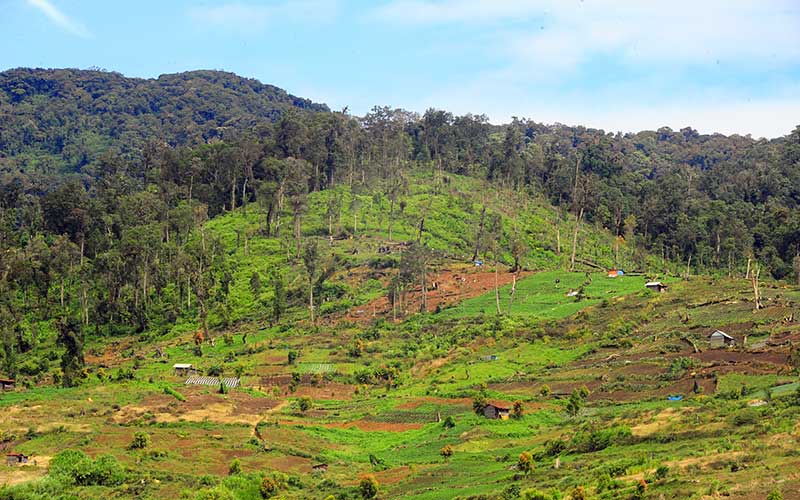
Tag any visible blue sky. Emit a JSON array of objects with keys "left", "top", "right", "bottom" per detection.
[{"left": 2, "top": 0, "right": 799, "bottom": 138}]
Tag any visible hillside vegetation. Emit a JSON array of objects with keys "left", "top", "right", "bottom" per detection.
[{"left": 0, "top": 69, "right": 799, "bottom": 500}]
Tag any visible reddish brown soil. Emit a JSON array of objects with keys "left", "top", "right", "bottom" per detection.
[
  {"left": 373, "top": 465, "right": 416, "bottom": 485},
  {"left": 85, "top": 339, "right": 133, "bottom": 367},
  {"left": 691, "top": 349, "right": 788, "bottom": 366},
  {"left": 395, "top": 397, "right": 473, "bottom": 410},
  {"left": 333, "top": 265, "right": 529, "bottom": 324},
  {"left": 257, "top": 375, "right": 356, "bottom": 400},
  {"left": 324, "top": 420, "right": 423, "bottom": 432}
]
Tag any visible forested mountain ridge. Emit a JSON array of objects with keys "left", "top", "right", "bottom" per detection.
[
  {"left": 1, "top": 69, "right": 798, "bottom": 280},
  {"left": 0, "top": 68, "right": 328, "bottom": 171},
  {"left": 1, "top": 68, "right": 799, "bottom": 351}
]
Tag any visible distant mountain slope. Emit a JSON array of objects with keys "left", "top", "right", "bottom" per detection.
[{"left": 0, "top": 68, "right": 328, "bottom": 169}]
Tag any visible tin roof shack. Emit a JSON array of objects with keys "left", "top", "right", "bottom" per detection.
[
  {"left": 0, "top": 378, "right": 14, "bottom": 391},
  {"left": 645, "top": 281, "right": 667, "bottom": 293},
  {"left": 173, "top": 364, "right": 195, "bottom": 376},
  {"left": 6, "top": 453, "right": 29, "bottom": 466},
  {"left": 709, "top": 330, "right": 736, "bottom": 348},
  {"left": 311, "top": 463, "right": 328, "bottom": 474},
  {"left": 483, "top": 403, "right": 511, "bottom": 420}
]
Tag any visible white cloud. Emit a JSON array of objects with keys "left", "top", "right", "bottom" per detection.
[
  {"left": 25, "top": 0, "right": 91, "bottom": 38},
  {"left": 372, "top": 0, "right": 800, "bottom": 70},
  {"left": 189, "top": 1, "right": 339, "bottom": 33},
  {"left": 367, "top": 0, "right": 800, "bottom": 137},
  {"left": 416, "top": 76, "right": 800, "bottom": 138}
]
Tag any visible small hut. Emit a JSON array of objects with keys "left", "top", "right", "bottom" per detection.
[
  {"left": 6, "top": 453, "right": 29, "bottom": 466},
  {"left": 173, "top": 364, "right": 194, "bottom": 376},
  {"left": 645, "top": 281, "right": 667, "bottom": 293},
  {"left": 483, "top": 402, "right": 510, "bottom": 420},
  {"left": 0, "top": 378, "right": 14, "bottom": 391},
  {"left": 311, "top": 463, "right": 328, "bottom": 473},
  {"left": 709, "top": 330, "right": 735, "bottom": 348}
]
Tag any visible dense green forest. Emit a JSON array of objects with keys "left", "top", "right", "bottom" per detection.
[{"left": 1, "top": 68, "right": 799, "bottom": 380}]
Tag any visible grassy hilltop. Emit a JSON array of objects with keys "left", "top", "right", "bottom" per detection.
[{"left": 2, "top": 170, "right": 799, "bottom": 500}]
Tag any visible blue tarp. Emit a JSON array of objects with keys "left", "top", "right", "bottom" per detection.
[{"left": 667, "top": 395, "right": 683, "bottom": 401}]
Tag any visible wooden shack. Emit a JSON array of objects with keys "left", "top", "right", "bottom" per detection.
[
  {"left": 483, "top": 403, "right": 510, "bottom": 420},
  {"left": 173, "top": 364, "right": 194, "bottom": 376},
  {"left": 6, "top": 453, "right": 29, "bottom": 466},
  {"left": 645, "top": 281, "right": 667, "bottom": 293},
  {"left": 709, "top": 330, "right": 736, "bottom": 348},
  {"left": 0, "top": 378, "right": 14, "bottom": 391},
  {"left": 311, "top": 463, "right": 328, "bottom": 473}
]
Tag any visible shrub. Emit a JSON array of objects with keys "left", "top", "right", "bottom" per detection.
[
  {"left": 512, "top": 400, "right": 524, "bottom": 419},
  {"left": 543, "top": 438, "right": 567, "bottom": 457},
  {"left": 297, "top": 397, "right": 312, "bottom": 413},
  {"left": 571, "top": 426, "right": 632, "bottom": 453},
  {"left": 521, "top": 489, "right": 551, "bottom": 500},
  {"left": 731, "top": 408, "right": 760, "bottom": 426},
  {"left": 228, "top": 458, "right": 241, "bottom": 475},
  {"left": 442, "top": 415, "right": 456, "bottom": 429},
  {"left": 767, "top": 490, "right": 784, "bottom": 500},
  {"left": 539, "top": 384, "right": 551, "bottom": 397},
  {"left": 49, "top": 449, "right": 124, "bottom": 486},
  {"left": 287, "top": 350, "right": 298, "bottom": 365},
  {"left": 164, "top": 385, "right": 186, "bottom": 402},
  {"left": 473, "top": 392, "right": 488, "bottom": 415},
  {"left": 207, "top": 365, "right": 223, "bottom": 376},
  {"left": 517, "top": 451, "right": 533, "bottom": 475},
  {"left": 359, "top": 474, "right": 379, "bottom": 499},
  {"left": 440, "top": 445, "right": 453, "bottom": 458},
  {"left": 655, "top": 464, "right": 669, "bottom": 480},
  {"left": 195, "top": 486, "right": 236, "bottom": 500},
  {"left": 566, "top": 389, "right": 584, "bottom": 417},
  {"left": 130, "top": 431, "right": 151, "bottom": 449},
  {"left": 260, "top": 477, "right": 279, "bottom": 498},
  {"left": 570, "top": 486, "right": 587, "bottom": 500}
]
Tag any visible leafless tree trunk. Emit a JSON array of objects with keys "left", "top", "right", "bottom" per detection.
[
  {"left": 568, "top": 155, "right": 582, "bottom": 272},
  {"left": 569, "top": 207, "right": 583, "bottom": 272},
  {"left": 507, "top": 273, "right": 517, "bottom": 315},
  {"left": 751, "top": 265, "right": 762, "bottom": 310}
]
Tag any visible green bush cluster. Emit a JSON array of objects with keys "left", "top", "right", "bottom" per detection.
[{"left": 49, "top": 449, "right": 125, "bottom": 487}]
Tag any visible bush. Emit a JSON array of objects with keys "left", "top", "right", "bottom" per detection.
[
  {"left": 442, "top": 415, "right": 456, "bottom": 429},
  {"left": 130, "top": 431, "right": 151, "bottom": 449},
  {"left": 767, "top": 490, "right": 784, "bottom": 500},
  {"left": 473, "top": 392, "right": 488, "bottom": 415},
  {"left": 517, "top": 451, "right": 533, "bottom": 475},
  {"left": 260, "top": 477, "right": 279, "bottom": 498},
  {"left": 731, "top": 408, "right": 760, "bottom": 426},
  {"left": 655, "top": 464, "right": 669, "bottom": 480},
  {"left": 521, "top": 489, "right": 551, "bottom": 500},
  {"left": 440, "top": 445, "right": 453, "bottom": 458},
  {"left": 359, "top": 474, "right": 379, "bottom": 499},
  {"left": 228, "top": 458, "right": 241, "bottom": 475},
  {"left": 571, "top": 426, "right": 632, "bottom": 453},
  {"left": 164, "top": 385, "right": 186, "bottom": 401},
  {"left": 512, "top": 400, "right": 524, "bottom": 419},
  {"left": 49, "top": 449, "right": 125, "bottom": 486},
  {"left": 196, "top": 485, "right": 236, "bottom": 500},
  {"left": 297, "top": 397, "right": 312, "bottom": 413}
]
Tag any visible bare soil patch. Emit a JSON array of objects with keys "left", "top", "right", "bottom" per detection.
[{"left": 334, "top": 265, "right": 529, "bottom": 324}]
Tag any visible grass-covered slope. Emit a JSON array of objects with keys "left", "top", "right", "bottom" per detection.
[{"left": 2, "top": 172, "right": 799, "bottom": 500}]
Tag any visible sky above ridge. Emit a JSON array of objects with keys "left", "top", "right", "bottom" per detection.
[{"left": 2, "top": 0, "right": 799, "bottom": 138}]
